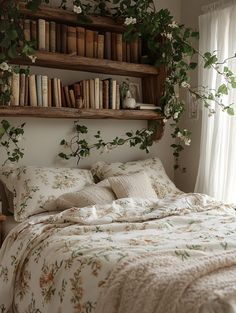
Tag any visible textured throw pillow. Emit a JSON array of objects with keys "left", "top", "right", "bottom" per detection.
[
  {"left": 108, "top": 172, "right": 158, "bottom": 199},
  {"left": 91, "top": 157, "right": 181, "bottom": 198},
  {"left": 56, "top": 181, "right": 116, "bottom": 210},
  {"left": 0, "top": 165, "right": 94, "bottom": 221}
]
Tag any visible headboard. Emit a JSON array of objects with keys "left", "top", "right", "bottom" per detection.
[{"left": 0, "top": 180, "right": 11, "bottom": 215}]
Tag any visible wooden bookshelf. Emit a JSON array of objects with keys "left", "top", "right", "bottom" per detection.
[
  {"left": 0, "top": 106, "right": 162, "bottom": 120},
  {"left": 12, "top": 51, "right": 159, "bottom": 78}
]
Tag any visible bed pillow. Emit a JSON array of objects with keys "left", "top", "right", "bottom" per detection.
[
  {"left": 56, "top": 180, "right": 116, "bottom": 210},
  {"left": 91, "top": 157, "right": 180, "bottom": 198},
  {"left": 108, "top": 172, "right": 158, "bottom": 199},
  {"left": 0, "top": 165, "right": 95, "bottom": 222}
]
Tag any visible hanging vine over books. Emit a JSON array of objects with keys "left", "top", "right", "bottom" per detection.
[{"left": 0, "top": 0, "right": 236, "bottom": 167}]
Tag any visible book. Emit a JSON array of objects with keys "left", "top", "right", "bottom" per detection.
[
  {"left": 42, "top": 76, "right": 48, "bottom": 107},
  {"left": 116, "top": 33, "right": 123, "bottom": 62},
  {"left": 57, "top": 78, "right": 62, "bottom": 107},
  {"left": 24, "top": 75, "right": 29, "bottom": 106},
  {"left": 61, "top": 24, "right": 67, "bottom": 54},
  {"left": 126, "top": 42, "right": 131, "bottom": 62},
  {"left": 23, "top": 19, "right": 31, "bottom": 42},
  {"left": 53, "top": 78, "right": 59, "bottom": 107},
  {"left": 63, "top": 85, "right": 71, "bottom": 107},
  {"left": 29, "top": 75, "right": 37, "bottom": 106},
  {"left": 97, "top": 34, "right": 104, "bottom": 59},
  {"left": 89, "top": 79, "right": 95, "bottom": 108},
  {"left": 112, "top": 80, "right": 117, "bottom": 109},
  {"left": 67, "top": 26, "right": 77, "bottom": 54},
  {"left": 93, "top": 31, "right": 98, "bottom": 58},
  {"left": 99, "top": 80, "right": 103, "bottom": 109},
  {"left": 48, "top": 78, "right": 52, "bottom": 107},
  {"left": 11, "top": 73, "right": 20, "bottom": 106},
  {"left": 111, "top": 33, "right": 117, "bottom": 60},
  {"left": 105, "top": 32, "right": 111, "bottom": 60},
  {"left": 131, "top": 38, "right": 139, "bottom": 63},
  {"left": 102, "top": 79, "right": 109, "bottom": 109},
  {"left": 69, "top": 89, "right": 76, "bottom": 108},
  {"left": 94, "top": 78, "right": 100, "bottom": 109},
  {"left": 45, "top": 21, "right": 50, "bottom": 51},
  {"left": 138, "top": 37, "right": 142, "bottom": 63},
  {"left": 31, "top": 20, "right": 37, "bottom": 49},
  {"left": 36, "top": 75, "right": 42, "bottom": 106},
  {"left": 116, "top": 83, "right": 120, "bottom": 109},
  {"left": 19, "top": 73, "right": 25, "bottom": 106},
  {"left": 50, "top": 21, "right": 56, "bottom": 53},
  {"left": 82, "top": 80, "right": 87, "bottom": 108},
  {"left": 137, "top": 104, "right": 157, "bottom": 110},
  {"left": 56, "top": 23, "right": 61, "bottom": 53},
  {"left": 61, "top": 84, "right": 66, "bottom": 107},
  {"left": 122, "top": 41, "right": 127, "bottom": 62},
  {"left": 77, "top": 27, "right": 85, "bottom": 56},
  {"left": 74, "top": 83, "right": 82, "bottom": 108},
  {"left": 85, "top": 80, "right": 90, "bottom": 108},
  {"left": 85, "top": 30, "right": 94, "bottom": 58},
  {"left": 38, "top": 19, "right": 46, "bottom": 50}
]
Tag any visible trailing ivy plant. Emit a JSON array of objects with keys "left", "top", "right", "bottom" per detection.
[
  {"left": 0, "top": 120, "right": 25, "bottom": 166},
  {"left": 59, "top": 121, "right": 156, "bottom": 163},
  {"left": 1, "top": 0, "right": 236, "bottom": 167}
]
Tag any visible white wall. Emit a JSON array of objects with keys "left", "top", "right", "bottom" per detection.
[{"left": 0, "top": 1, "right": 182, "bottom": 180}]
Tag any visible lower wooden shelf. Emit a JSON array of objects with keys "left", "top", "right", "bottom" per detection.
[{"left": 0, "top": 106, "right": 163, "bottom": 120}]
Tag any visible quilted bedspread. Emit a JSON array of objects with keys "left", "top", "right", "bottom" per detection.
[{"left": 1, "top": 193, "right": 236, "bottom": 313}]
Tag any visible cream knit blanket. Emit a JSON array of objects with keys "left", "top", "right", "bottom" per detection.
[{"left": 95, "top": 250, "right": 236, "bottom": 313}]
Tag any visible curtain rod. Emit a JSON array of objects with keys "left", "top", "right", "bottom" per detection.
[{"left": 202, "top": 0, "right": 236, "bottom": 13}]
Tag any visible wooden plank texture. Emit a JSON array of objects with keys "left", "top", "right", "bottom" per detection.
[{"left": 0, "top": 106, "right": 163, "bottom": 120}]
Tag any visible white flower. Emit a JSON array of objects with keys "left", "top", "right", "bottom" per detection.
[
  {"left": 184, "top": 138, "right": 191, "bottom": 146},
  {"left": 166, "top": 33, "right": 173, "bottom": 40},
  {"left": 163, "top": 118, "right": 168, "bottom": 124},
  {"left": 145, "top": 130, "right": 154, "bottom": 136},
  {"left": 28, "top": 55, "right": 37, "bottom": 63},
  {"left": 174, "top": 112, "right": 179, "bottom": 120},
  {"left": 73, "top": 5, "right": 82, "bottom": 14},
  {"left": 181, "top": 81, "right": 190, "bottom": 89},
  {"left": 16, "top": 134, "right": 23, "bottom": 142},
  {"left": 168, "top": 20, "right": 178, "bottom": 28},
  {"left": 177, "top": 132, "right": 182, "bottom": 138},
  {"left": 124, "top": 17, "right": 137, "bottom": 26},
  {"left": 165, "top": 78, "right": 171, "bottom": 84},
  {"left": 0, "top": 62, "right": 10, "bottom": 72}
]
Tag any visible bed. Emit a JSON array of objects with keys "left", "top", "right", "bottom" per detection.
[{"left": 1, "top": 159, "right": 236, "bottom": 313}]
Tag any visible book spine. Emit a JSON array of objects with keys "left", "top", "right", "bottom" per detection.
[
  {"left": 122, "top": 40, "right": 127, "bottom": 62},
  {"left": 74, "top": 83, "right": 81, "bottom": 108},
  {"left": 23, "top": 19, "right": 31, "bottom": 42},
  {"left": 138, "top": 36, "right": 142, "bottom": 63},
  {"left": 61, "top": 83, "right": 66, "bottom": 107},
  {"left": 48, "top": 79, "right": 52, "bottom": 107},
  {"left": 82, "top": 80, "right": 87, "bottom": 108},
  {"left": 67, "top": 26, "right": 77, "bottom": 54},
  {"left": 29, "top": 74, "right": 37, "bottom": 106},
  {"left": 31, "top": 20, "right": 37, "bottom": 49},
  {"left": 116, "top": 33, "right": 123, "bottom": 62},
  {"left": 53, "top": 78, "right": 59, "bottom": 107},
  {"left": 103, "top": 80, "right": 109, "bottom": 109},
  {"left": 108, "top": 78, "right": 113, "bottom": 109},
  {"left": 38, "top": 19, "right": 46, "bottom": 51},
  {"left": 56, "top": 23, "right": 61, "bottom": 53},
  {"left": 97, "top": 34, "right": 104, "bottom": 59},
  {"left": 130, "top": 38, "right": 139, "bottom": 63},
  {"left": 64, "top": 86, "right": 71, "bottom": 107},
  {"left": 85, "top": 29, "right": 94, "bottom": 58},
  {"left": 24, "top": 75, "right": 29, "bottom": 106},
  {"left": 11, "top": 73, "right": 20, "bottom": 106},
  {"left": 69, "top": 89, "right": 76, "bottom": 108},
  {"left": 61, "top": 24, "right": 67, "bottom": 54},
  {"left": 112, "top": 80, "right": 117, "bottom": 109},
  {"left": 42, "top": 75, "right": 48, "bottom": 107},
  {"left": 116, "top": 84, "right": 120, "bottom": 110},
  {"left": 89, "top": 79, "right": 95, "bottom": 109},
  {"left": 99, "top": 80, "right": 103, "bottom": 109},
  {"left": 105, "top": 32, "right": 111, "bottom": 60},
  {"left": 57, "top": 78, "right": 62, "bottom": 107},
  {"left": 111, "top": 32, "right": 117, "bottom": 61},
  {"left": 19, "top": 73, "right": 25, "bottom": 106},
  {"left": 126, "top": 43, "right": 131, "bottom": 62},
  {"left": 94, "top": 78, "right": 100, "bottom": 109},
  {"left": 36, "top": 75, "right": 42, "bottom": 106},
  {"left": 50, "top": 21, "right": 56, "bottom": 53},
  {"left": 93, "top": 31, "right": 98, "bottom": 58},
  {"left": 45, "top": 21, "right": 50, "bottom": 52},
  {"left": 86, "top": 80, "right": 90, "bottom": 108},
  {"left": 77, "top": 27, "right": 85, "bottom": 57}
]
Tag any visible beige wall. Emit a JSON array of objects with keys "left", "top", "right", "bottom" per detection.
[
  {"left": 174, "top": 0, "right": 215, "bottom": 191},
  {"left": 0, "top": 1, "right": 182, "bottom": 180}
]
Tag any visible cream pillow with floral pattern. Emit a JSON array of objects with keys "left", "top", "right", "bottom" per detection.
[
  {"left": 0, "top": 165, "right": 94, "bottom": 221},
  {"left": 91, "top": 157, "right": 181, "bottom": 198}
]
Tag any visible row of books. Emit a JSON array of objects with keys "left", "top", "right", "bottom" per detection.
[
  {"left": 22, "top": 18, "right": 142, "bottom": 63},
  {"left": 10, "top": 73, "right": 121, "bottom": 109}
]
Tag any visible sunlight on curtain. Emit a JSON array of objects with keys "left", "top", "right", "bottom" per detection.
[{"left": 195, "top": 3, "right": 236, "bottom": 202}]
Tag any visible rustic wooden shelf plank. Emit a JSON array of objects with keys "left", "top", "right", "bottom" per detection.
[
  {"left": 0, "top": 106, "right": 163, "bottom": 120},
  {"left": 19, "top": 3, "right": 124, "bottom": 32},
  {"left": 12, "top": 51, "right": 158, "bottom": 77}
]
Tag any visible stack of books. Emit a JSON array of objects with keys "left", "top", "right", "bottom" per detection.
[
  {"left": 10, "top": 73, "right": 121, "bottom": 109},
  {"left": 21, "top": 18, "right": 142, "bottom": 63}
]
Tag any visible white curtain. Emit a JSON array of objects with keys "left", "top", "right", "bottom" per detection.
[{"left": 195, "top": 2, "right": 236, "bottom": 202}]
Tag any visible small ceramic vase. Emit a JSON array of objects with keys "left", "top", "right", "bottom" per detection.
[{"left": 123, "top": 90, "right": 137, "bottom": 109}]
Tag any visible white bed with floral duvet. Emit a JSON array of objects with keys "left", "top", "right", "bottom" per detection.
[{"left": 1, "top": 158, "right": 236, "bottom": 313}]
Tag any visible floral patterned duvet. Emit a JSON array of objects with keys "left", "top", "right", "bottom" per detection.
[{"left": 1, "top": 193, "right": 236, "bottom": 313}]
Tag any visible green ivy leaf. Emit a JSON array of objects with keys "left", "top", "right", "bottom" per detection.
[
  {"left": 218, "top": 84, "right": 228, "bottom": 95},
  {"left": 227, "top": 107, "right": 234, "bottom": 115}
]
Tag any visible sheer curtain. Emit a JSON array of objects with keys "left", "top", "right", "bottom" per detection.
[{"left": 195, "top": 2, "right": 236, "bottom": 202}]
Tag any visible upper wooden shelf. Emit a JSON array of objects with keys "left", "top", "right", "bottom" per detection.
[
  {"left": 19, "top": 3, "right": 124, "bottom": 32},
  {"left": 0, "top": 106, "right": 163, "bottom": 120},
  {"left": 12, "top": 51, "right": 159, "bottom": 77}
]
